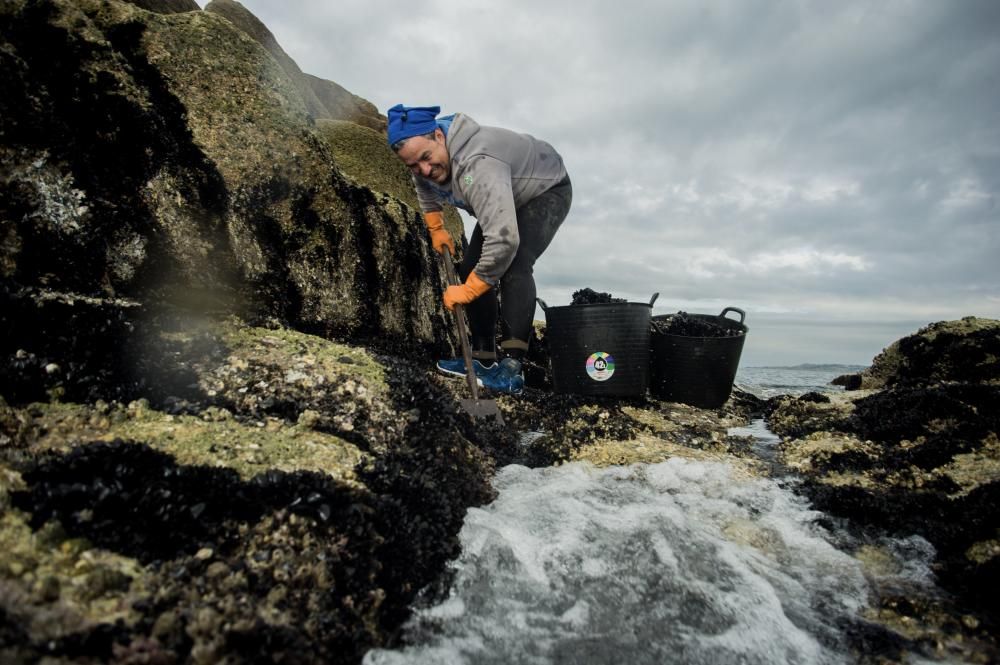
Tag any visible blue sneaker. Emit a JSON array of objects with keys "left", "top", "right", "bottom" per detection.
[
  {"left": 436, "top": 358, "right": 497, "bottom": 383},
  {"left": 479, "top": 358, "right": 524, "bottom": 395}
]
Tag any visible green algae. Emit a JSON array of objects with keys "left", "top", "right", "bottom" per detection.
[
  {"left": 1, "top": 319, "right": 396, "bottom": 484},
  {"left": 779, "top": 431, "right": 880, "bottom": 476},
  {"left": 142, "top": 8, "right": 313, "bottom": 181},
  {"left": 314, "top": 118, "right": 465, "bottom": 245},
  {"left": 4, "top": 316, "right": 400, "bottom": 483},
  {"left": 109, "top": 406, "right": 364, "bottom": 483},
  {"left": 919, "top": 317, "right": 1000, "bottom": 343},
  {"left": 12, "top": 400, "right": 366, "bottom": 483},
  {"left": 0, "top": 504, "right": 147, "bottom": 642},
  {"left": 936, "top": 433, "right": 1000, "bottom": 497},
  {"left": 204, "top": 0, "right": 384, "bottom": 131},
  {"left": 315, "top": 120, "right": 419, "bottom": 210},
  {"left": 966, "top": 536, "right": 1000, "bottom": 566},
  {"left": 3, "top": 0, "right": 455, "bottom": 345},
  {"left": 220, "top": 321, "right": 388, "bottom": 393},
  {"left": 136, "top": 4, "right": 450, "bottom": 341}
]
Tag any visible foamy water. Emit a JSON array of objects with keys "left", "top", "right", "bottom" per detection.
[
  {"left": 365, "top": 366, "right": 943, "bottom": 664},
  {"left": 365, "top": 458, "right": 925, "bottom": 665}
]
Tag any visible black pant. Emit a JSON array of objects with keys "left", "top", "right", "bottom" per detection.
[{"left": 459, "top": 175, "right": 572, "bottom": 359}]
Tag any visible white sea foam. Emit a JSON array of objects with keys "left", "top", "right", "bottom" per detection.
[{"left": 365, "top": 458, "right": 912, "bottom": 665}]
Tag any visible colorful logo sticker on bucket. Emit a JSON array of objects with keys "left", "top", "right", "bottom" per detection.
[{"left": 586, "top": 352, "right": 615, "bottom": 382}]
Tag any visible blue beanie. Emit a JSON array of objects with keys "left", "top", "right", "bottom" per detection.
[{"left": 387, "top": 104, "right": 440, "bottom": 146}]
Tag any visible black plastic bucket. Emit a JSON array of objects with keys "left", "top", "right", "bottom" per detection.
[
  {"left": 539, "top": 294, "right": 658, "bottom": 397},
  {"left": 649, "top": 307, "right": 748, "bottom": 408}
]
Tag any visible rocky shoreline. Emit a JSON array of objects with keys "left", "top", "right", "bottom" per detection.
[
  {"left": 3, "top": 298, "right": 998, "bottom": 663},
  {"left": 1, "top": 300, "right": 499, "bottom": 663},
  {"left": 2, "top": 1, "right": 998, "bottom": 663},
  {"left": 0, "top": 293, "right": 757, "bottom": 663},
  {"left": 764, "top": 318, "right": 1000, "bottom": 662}
]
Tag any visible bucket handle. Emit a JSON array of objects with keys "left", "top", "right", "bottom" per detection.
[
  {"left": 720, "top": 307, "right": 746, "bottom": 324},
  {"left": 539, "top": 294, "right": 659, "bottom": 310}
]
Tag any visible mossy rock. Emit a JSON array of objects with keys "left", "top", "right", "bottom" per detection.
[
  {"left": 121, "top": 0, "right": 199, "bottom": 13},
  {"left": 0, "top": 314, "right": 498, "bottom": 662},
  {"left": 861, "top": 317, "right": 1000, "bottom": 388},
  {"left": 1, "top": 0, "right": 453, "bottom": 347},
  {"left": 204, "top": 0, "right": 384, "bottom": 131},
  {"left": 19, "top": 400, "right": 367, "bottom": 483},
  {"left": 315, "top": 118, "right": 465, "bottom": 243}
]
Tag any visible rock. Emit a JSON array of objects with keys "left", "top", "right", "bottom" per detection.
[
  {"left": 122, "top": 0, "right": 200, "bottom": 12},
  {"left": 304, "top": 73, "right": 386, "bottom": 132},
  {"left": 831, "top": 372, "right": 863, "bottom": 390},
  {"left": 1, "top": 0, "right": 455, "bottom": 350},
  {"left": 313, "top": 118, "right": 464, "bottom": 243},
  {"left": 204, "top": 0, "right": 385, "bottom": 131},
  {"left": 205, "top": 561, "right": 229, "bottom": 578},
  {"left": 770, "top": 318, "right": 1000, "bottom": 634},
  {"left": 297, "top": 409, "right": 321, "bottom": 429},
  {"left": 857, "top": 317, "right": 1000, "bottom": 389},
  {"left": 0, "top": 317, "right": 499, "bottom": 663},
  {"left": 765, "top": 391, "right": 857, "bottom": 440}
]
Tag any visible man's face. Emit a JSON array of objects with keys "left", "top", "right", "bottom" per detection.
[{"left": 397, "top": 128, "right": 451, "bottom": 184}]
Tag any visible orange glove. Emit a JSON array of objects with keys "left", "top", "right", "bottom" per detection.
[
  {"left": 444, "top": 271, "right": 491, "bottom": 310},
  {"left": 423, "top": 211, "right": 455, "bottom": 255}
]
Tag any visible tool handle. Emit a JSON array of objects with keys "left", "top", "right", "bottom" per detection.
[{"left": 442, "top": 248, "right": 480, "bottom": 401}]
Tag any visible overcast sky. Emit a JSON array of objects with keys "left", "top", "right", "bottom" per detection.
[{"left": 197, "top": 1, "right": 999, "bottom": 365}]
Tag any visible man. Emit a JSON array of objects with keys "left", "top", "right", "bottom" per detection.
[{"left": 388, "top": 104, "right": 571, "bottom": 395}]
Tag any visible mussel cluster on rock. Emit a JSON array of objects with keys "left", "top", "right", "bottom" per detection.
[
  {"left": 766, "top": 317, "right": 1000, "bottom": 657},
  {"left": 0, "top": 306, "right": 506, "bottom": 662}
]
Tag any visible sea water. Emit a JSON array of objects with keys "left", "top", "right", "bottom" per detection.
[
  {"left": 735, "top": 364, "right": 867, "bottom": 398},
  {"left": 728, "top": 364, "right": 867, "bottom": 462},
  {"left": 365, "top": 366, "right": 938, "bottom": 665}
]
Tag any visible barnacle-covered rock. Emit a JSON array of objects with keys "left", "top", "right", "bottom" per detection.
[
  {"left": 0, "top": 0, "right": 456, "bottom": 348},
  {"left": 771, "top": 318, "right": 1000, "bottom": 642},
  {"left": 848, "top": 317, "right": 1000, "bottom": 390}
]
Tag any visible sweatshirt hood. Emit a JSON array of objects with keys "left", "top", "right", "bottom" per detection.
[{"left": 445, "top": 113, "right": 479, "bottom": 157}]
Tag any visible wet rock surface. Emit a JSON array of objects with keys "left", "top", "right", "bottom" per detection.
[
  {"left": 1, "top": 316, "right": 499, "bottom": 663},
  {"left": 1, "top": 0, "right": 452, "bottom": 347},
  {"left": 769, "top": 318, "right": 1000, "bottom": 661},
  {"left": 3, "top": 304, "right": 997, "bottom": 664}
]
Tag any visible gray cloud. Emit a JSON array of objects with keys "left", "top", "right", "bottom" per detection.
[{"left": 199, "top": 0, "right": 1000, "bottom": 364}]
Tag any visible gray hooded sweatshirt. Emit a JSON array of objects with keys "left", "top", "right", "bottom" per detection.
[{"left": 412, "top": 113, "right": 568, "bottom": 285}]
